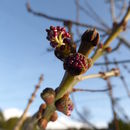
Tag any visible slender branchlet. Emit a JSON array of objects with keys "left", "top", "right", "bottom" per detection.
[
  {"left": 75, "top": 68, "right": 120, "bottom": 81},
  {"left": 13, "top": 74, "right": 44, "bottom": 130}
]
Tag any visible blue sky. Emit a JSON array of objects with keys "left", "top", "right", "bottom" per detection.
[{"left": 0, "top": 0, "right": 130, "bottom": 127}]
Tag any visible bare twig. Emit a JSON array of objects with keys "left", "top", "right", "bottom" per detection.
[
  {"left": 110, "top": 0, "right": 116, "bottom": 22},
  {"left": 75, "top": 69, "right": 120, "bottom": 81},
  {"left": 104, "top": 56, "right": 119, "bottom": 130},
  {"left": 75, "top": 0, "right": 81, "bottom": 37},
  {"left": 26, "top": 2, "right": 107, "bottom": 32},
  {"left": 94, "top": 59, "right": 130, "bottom": 66},
  {"left": 114, "top": 59, "right": 130, "bottom": 97},
  {"left": 71, "top": 95, "right": 97, "bottom": 130},
  {"left": 13, "top": 74, "right": 44, "bottom": 130},
  {"left": 84, "top": 0, "right": 109, "bottom": 29},
  {"left": 72, "top": 88, "right": 111, "bottom": 93},
  {"left": 118, "top": 35, "right": 130, "bottom": 49},
  {"left": 115, "top": 101, "right": 129, "bottom": 121},
  {"left": 123, "top": 64, "right": 130, "bottom": 73},
  {"left": 116, "top": 0, "right": 127, "bottom": 20}
]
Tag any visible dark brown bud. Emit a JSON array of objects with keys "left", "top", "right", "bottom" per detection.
[
  {"left": 81, "top": 28, "right": 100, "bottom": 46},
  {"left": 50, "top": 111, "right": 58, "bottom": 122},
  {"left": 41, "top": 88, "right": 55, "bottom": 105},
  {"left": 78, "top": 28, "right": 100, "bottom": 57}
]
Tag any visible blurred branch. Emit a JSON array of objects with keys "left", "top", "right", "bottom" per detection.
[
  {"left": 123, "top": 64, "right": 130, "bottom": 73},
  {"left": 110, "top": 0, "right": 116, "bottom": 22},
  {"left": 92, "top": 5, "right": 130, "bottom": 62},
  {"left": 118, "top": 35, "right": 130, "bottom": 49},
  {"left": 104, "top": 56, "right": 119, "bottom": 130},
  {"left": 115, "top": 101, "right": 130, "bottom": 121},
  {"left": 114, "top": 59, "right": 130, "bottom": 97},
  {"left": 72, "top": 88, "right": 111, "bottom": 93},
  {"left": 13, "top": 74, "right": 44, "bottom": 130},
  {"left": 27, "top": 1, "right": 130, "bottom": 50},
  {"left": 22, "top": 112, "right": 38, "bottom": 130},
  {"left": 94, "top": 59, "right": 130, "bottom": 66},
  {"left": 26, "top": 2, "right": 107, "bottom": 32},
  {"left": 71, "top": 95, "right": 97, "bottom": 130},
  {"left": 75, "top": 0, "right": 81, "bottom": 37},
  {"left": 116, "top": 0, "right": 127, "bottom": 20},
  {"left": 111, "top": 41, "right": 121, "bottom": 53},
  {"left": 84, "top": 0, "right": 109, "bottom": 29}
]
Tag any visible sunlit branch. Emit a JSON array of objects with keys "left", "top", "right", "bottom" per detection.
[
  {"left": 75, "top": 69, "right": 120, "bottom": 81},
  {"left": 72, "top": 88, "right": 111, "bottom": 93}
]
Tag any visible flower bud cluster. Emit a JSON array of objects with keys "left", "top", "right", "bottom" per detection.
[
  {"left": 46, "top": 26, "right": 95, "bottom": 76},
  {"left": 64, "top": 53, "right": 92, "bottom": 75},
  {"left": 38, "top": 87, "right": 74, "bottom": 129},
  {"left": 46, "top": 26, "right": 71, "bottom": 48},
  {"left": 46, "top": 26, "right": 77, "bottom": 62},
  {"left": 37, "top": 88, "right": 57, "bottom": 129}
]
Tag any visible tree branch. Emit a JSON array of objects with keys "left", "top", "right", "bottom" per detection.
[
  {"left": 13, "top": 74, "right": 44, "bottom": 130},
  {"left": 110, "top": 0, "right": 116, "bottom": 22},
  {"left": 72, "top": 88, "right": 111, "bottom": 93},
  {"left": 94, "top": 59, "right": 130, "bottom": 66},
  {"left": 75, "top": 69, "right": 120, "bottom": 81},
  {"left": 91, "top": 6, "right": 130, "bottom": 62},
  {"left": 26, "top": 2, "right": 107, "bottom": 32}
]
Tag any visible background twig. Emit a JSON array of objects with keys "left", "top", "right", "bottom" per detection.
[{"left": 13, "top": 74, "right": 44, "bottom": 130}]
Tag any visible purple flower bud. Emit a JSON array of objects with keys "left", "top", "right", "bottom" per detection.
[
  {"left": 46, "top": 26, "right": 72, "bottom": 48},
  {"left": 64, "top": 53, "right": 92, "bottom": 75}
]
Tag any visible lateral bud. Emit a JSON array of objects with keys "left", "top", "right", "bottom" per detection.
[
  {"left": 78, "top": 28, "right": 100, "bottom": 57},
  {"left": 41, "top": 88, "right": 55, "bottom": 105},
  {"left": 55, "top": 94, "right": 74, "bottom": 116}
]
